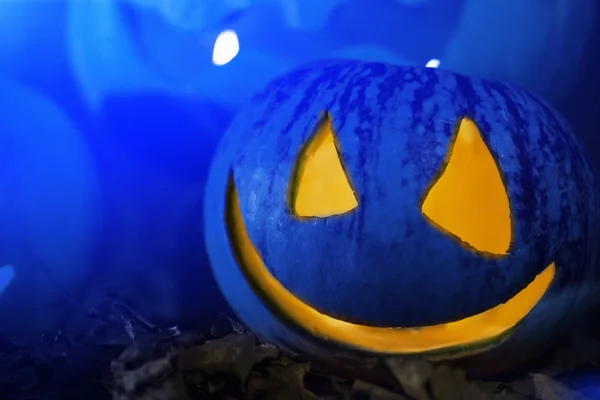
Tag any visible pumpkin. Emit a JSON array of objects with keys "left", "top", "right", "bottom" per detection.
[{"left": 203, "top": 59, "right": 600, "bottom": 377}]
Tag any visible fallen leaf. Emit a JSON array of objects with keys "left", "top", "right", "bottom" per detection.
[
  {"left": 507, "top": 378, "right": 536, "bottom": 397},
  {"left": 427, "top": 364, "right": 523, "bottom": 400},
  {"left": 352, "top": 379, "right": 410, "bottom": 399},
  {"left": 177, "top": 333, "right": 277, "bottom": 385},
  {"left": 111, "top": 350, "right": 189, "bottom": 400},
  {"left": 386, "top": 358, "right": 432, "bottom": 400},
  {"left": 386, "top": 358, "right": 527, "bottom": 400},
  {"left": 531, "top": 373, "right": 593, "bottom": 400},
  {"left": 210, "top": 314, "right": 248, "bottom": 337}
]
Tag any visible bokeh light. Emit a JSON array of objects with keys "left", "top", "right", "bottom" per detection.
[
  {"left": 426, "top": 58, "right": 440, "bottom": 68},
  {"left": 212, "top": 30, "right": 240, "bottom": 66}
]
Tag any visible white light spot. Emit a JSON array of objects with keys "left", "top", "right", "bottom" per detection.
[
  {"left": 0, "top": 265, "right": 15, "bottom": 294},
  {"left": 426, "top": 59, "right": 441, "bottom": 68},
  {"left": 212, "top": 30, "right": 239, "bottom": 66}
]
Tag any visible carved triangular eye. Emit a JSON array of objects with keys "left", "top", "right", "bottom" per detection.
[
  {"left": 421, "top": 117, "right": 512, "bottom": 255},
  {"left": 289, "top": 113, "right": 358, "bottom": 218}
]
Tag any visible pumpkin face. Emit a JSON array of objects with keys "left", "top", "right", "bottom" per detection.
[{"left": 204, "top": 60, "right": 600, "bottom": 372}]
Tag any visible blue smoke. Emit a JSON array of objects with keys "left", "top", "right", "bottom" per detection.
[{"left": 0, "top": 265, "right": 15, "bottom": 295}]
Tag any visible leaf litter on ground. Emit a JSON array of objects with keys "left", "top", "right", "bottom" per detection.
[
  {"left": 2, "top": 298, "right": 600, "bottom": 399},
  {"left": 109, "top": 313, "right": 600, "bottom": 400}
]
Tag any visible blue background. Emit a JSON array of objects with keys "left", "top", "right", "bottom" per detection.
[{"left": 0, "top": 0, "right": 597, "bottom": 348}]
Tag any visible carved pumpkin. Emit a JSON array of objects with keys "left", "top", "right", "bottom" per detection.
[{"left": 204, "top": 60, "right": 600, "bottom": 376}]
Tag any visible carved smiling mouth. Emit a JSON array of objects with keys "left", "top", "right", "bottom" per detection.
[{"left": 225, "top": 176, "right": 556, "bottom": 355}]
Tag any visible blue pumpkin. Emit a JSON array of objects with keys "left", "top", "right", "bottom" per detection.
[{"left": 204, "top": 59, "right": 600, "bottom": 376}]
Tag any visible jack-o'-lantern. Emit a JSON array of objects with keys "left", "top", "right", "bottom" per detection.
[{"left": 204, "top": 60, "right": 600, "bottom": 377}]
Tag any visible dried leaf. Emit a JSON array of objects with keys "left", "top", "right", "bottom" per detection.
[
  {"left": 427, "top": 365, "right": 523, "bottom": 400},
  {"left": 330, "top": 377, "right": 353, "bottom": 400},
  {"left": 269, "top": 361, "right": 311, "bottom": 386},
  {"left": 259, "top": 361, "right": 321, "bottom": 400},
  {"left": 386, "top": 358, "right": 527, "bottom": 400},
  {"left": 507, "top": 378, "right": 536, "bottom": 397},
  {"left": 210, "top": 314, "right": 248, "bottom": 337},
  {"left": 352, "top": 379, "right": 410, "bottom": 399},
  {"left": 111, "top": 350, "right": 189, "bottom": 400},
  {"left": 229, "top": 318, "right": 247, "bottom": 335},
  {"left": 178, "top": 333, "right": 278, "bottom": 385},
  {"left": 386, "top": 358, "right": 432, "bottom": 400},
  {"left": 531, "top": 373, "right": 593, "bottom": 400}
]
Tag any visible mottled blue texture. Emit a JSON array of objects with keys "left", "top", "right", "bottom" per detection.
[{"left": 206, "top": 59, "right": 600, "bottom": 328}]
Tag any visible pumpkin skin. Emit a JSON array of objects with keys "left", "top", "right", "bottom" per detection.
[{"left": 204, "top": 59, "right": 600, "bottom": 377}]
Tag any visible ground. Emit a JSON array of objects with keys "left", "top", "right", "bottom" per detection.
[{"left": 1, "top": 299, "right": 599, "bottom": 400}]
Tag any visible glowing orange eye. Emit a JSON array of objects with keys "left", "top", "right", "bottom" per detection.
[
  {"left": 421, "top": 117, "right": 512, "bottom": 255},
  {"left": 289, "top": 113, "right": 358, "bottom": 218}
]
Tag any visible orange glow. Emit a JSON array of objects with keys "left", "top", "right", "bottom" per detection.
[
  {"left": 289, "top": 114, "right": 358, "bottom": 218},
  {"left": 422, "top": 117, "right": 512, "bottom": 255}
]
